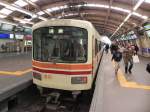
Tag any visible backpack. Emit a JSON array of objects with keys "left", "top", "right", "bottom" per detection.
[
  {"left": 114, "top": 52, "right": 122, "bottom": 62},
  {"left": 146, "top": 63, "right": 150, "bottom": 73}
]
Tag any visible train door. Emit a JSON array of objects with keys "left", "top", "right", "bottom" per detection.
[{"left": 92, "top": 37, "right": 99, "bottom": 77}]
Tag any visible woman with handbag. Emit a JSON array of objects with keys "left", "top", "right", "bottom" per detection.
[{"left": 123, "top": 45, "right": 134, "bottom": 74}]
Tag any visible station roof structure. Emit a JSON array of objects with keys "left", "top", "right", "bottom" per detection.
[{"left": 0, "top": 0, "right": 149, "bottom": 38}]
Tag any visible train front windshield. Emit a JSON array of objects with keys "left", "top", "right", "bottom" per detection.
[{"left": 33, "top": 26, "right": 88, "bottom": 63}]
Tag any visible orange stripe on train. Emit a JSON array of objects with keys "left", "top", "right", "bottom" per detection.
[{"left": 32, "top": 60, "right": 92, "bottom": 70}]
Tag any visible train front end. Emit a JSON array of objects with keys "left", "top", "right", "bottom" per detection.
[{"left": 32, "top": 24, "right": 92, "bottom": 91}]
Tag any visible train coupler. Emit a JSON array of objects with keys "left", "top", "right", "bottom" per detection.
[{"left": 45, "top": 92, "right": 61, "bottom": 110}]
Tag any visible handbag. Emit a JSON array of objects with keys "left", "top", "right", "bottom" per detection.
[{"left": 132, "top": 55, "right": 140, "bottom": 63}]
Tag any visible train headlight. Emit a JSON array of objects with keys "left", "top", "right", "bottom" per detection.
[
  {"left": 33, "top": 72, "right": 41, "bottom": 80},
  {"left": 71, "top": 77, "right": 87, "bottom": 84}
]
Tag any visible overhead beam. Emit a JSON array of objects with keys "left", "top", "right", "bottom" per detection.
[
  {"left": 104, "top": 0, "right": 113, "bottom": 25},
  {"left": 64, "top": 14, "right": 126, "bottom": 34},
  {"left": 24, "top": 0, "right": 52, "bottom": 16},
  {"left": 54, "top": 10, "right": 140, "bottom": 27},
  {"left": 86, "top": 18, "right": 131, "bottom": 29},
  {"left": 0, "top": 0, "right": 47, "bottom": 21},
  {"left": 110, "top": 0, "right": 146, "bottom": 38},
  {"left": 64, "top": 14, "right": 127, "bottom": 34},
  {"left": 40, "top": 0, "right": 149, "bottom": 17}
]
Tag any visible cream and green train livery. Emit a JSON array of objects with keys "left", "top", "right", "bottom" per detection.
[{"left": 32, "top": 19, "right": 103, "bottom": 91}]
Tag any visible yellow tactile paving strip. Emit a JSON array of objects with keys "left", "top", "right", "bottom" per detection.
[
  {"left": 0, "top": 68, "right": 32, "bottom": 76},
  {"left": 112, "top": 61, "right": 150, "bottom": 90}
]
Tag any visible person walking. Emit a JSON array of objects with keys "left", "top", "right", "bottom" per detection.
[
  {"left": 110, "top": 43, "right": 118, "bottom": 55},
  {"left": 119, "top": 45, "right": 125, "bottom": 53},
  {"left": 134, "top": 44, "right": 139, "bottom": 55},
  {"left": 123, "top": 45, "right": 134, "bottom": 74},
  {"left": 146, "top": 63, "right": 150, "bottom": 73},
  {"left": 105, "top": 44, "right": 109, "bottom": 54},
  {"left": 112, "top": 48, "right": 122, "bottom": 75}
]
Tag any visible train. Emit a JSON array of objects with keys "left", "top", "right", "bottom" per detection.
[{"left": 32, "top": 19, "right": 103, "bottom": 92}]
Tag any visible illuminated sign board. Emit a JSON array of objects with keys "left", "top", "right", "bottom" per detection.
[
  {"left": 0, "top": 33, "right": 15, "bottom": 39},
  {"left": 0, "top": 33, "right": 9, "bottom": 39},
  {"left": 1, "top": 23, "right": 14, "bottom": 31},
  {"left": 24, "top": 28, "right": 32, "bottom": 34},
  {"left": 15, "top": 34, "right": 24, "bottom": 39},
  {"left": 9, "top": 34, "right": 14, "bottom": 39},
  {"left": 144, "top": 24, "right": 150, "bottom": 31}
]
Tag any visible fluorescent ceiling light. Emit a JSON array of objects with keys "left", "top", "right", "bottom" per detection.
[
  {"left": 32, "top": 14, "right": 38, "bottom": 18},
  {"left": 37, "top": 11, "right": 44, "bottom": 15},
  {"left": 11, "top": 5, "right": 33, "bottom": 16},
  {"left": 38, "top": 16, "right": 47, "bottom": 21},
  {"left": 46, "top": 5, "right": 68, "bottom": 13},
  {"left": 0, "top": 1, "right": 47, "bottom": 21},
  {"left": 20, "top": 20, "right": 26, "bottom": 24},
  {"left": 14, "top": 0, "right": 28, "bottom": 7},
  {"left": 124, "top": 13, "right": 132, "bottom": 22},
  {"left": 0, "top": 2, "right": 46, "bottom": 21},
  {"left": 142, "top": 15, "right": 148, "bottom": 19},
  {"left": 85, "top": 4, "right": 109, "bottom": 8},
  {"left": 0, "top": 15, "right": 7, "bottom": 18},
  {"left": 60, "top": 5, "right": 68, "bottom": 9},
  {"left": 58, "top": 13, "right": 78, "bottom": 18},
  {"left": 6, "top": 6, "right": 16, "bottom": 11},
  {"left": 133, "top": 0, "right": 144, "bottom": 11},
  {"left": 0, "top": 8, "right": 13, "bottom": 15},
  {"left": 65, "top": 13, "right": 78, "bottom": 17},
  {"left": 30, "top": 0, "right": 39, "bottom": 2},
  {"left": 119, "top": 22, "right": 124, "bottom": 28},
  {"left": 14, "top": 18, "right": 34, "bottom": 24},
  {"left": 145, "top": 0, "right": 150, "bottom": 3},
  {"left": 23, "top": 18, "right": 32, "bottom": 21},
  {"left": 133, "top": 12, "right": 148, "bottom": 19},
  {"left": 47, "top": 7, "right": 60, "bottom": 12},
  {"left": 46, "top": 4, "right": 147, "bottom": 21},
  {"left": 111, "top": 6, "right": 131, "bottom": 13},
  {"left": 111, "top": 0, "right": 146, "bottom": 38}
]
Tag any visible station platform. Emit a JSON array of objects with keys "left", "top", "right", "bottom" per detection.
[
  {"left": 0, "top": 53, "right": 32, "bottom": 102},
  {"left": 90, "top": 52, "right": 150, "bottom": 112}
]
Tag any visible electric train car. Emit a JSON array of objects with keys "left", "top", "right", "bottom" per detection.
[{"left": 32, "top": 19, "right": 103, "bottom": 91}]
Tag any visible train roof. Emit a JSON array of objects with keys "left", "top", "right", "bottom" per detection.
[{"left": 32, "top": 19, "right": 94, "bottom": 31}]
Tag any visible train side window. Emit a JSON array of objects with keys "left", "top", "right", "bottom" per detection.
[
  {"left": 99, "top": 41, "right": 101, "bottom": 51},
  {"left": 95, "top": 39, "right": 98, "bottom": 55}
]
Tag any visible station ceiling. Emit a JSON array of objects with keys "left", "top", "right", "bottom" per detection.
[{"left": 0, "top": 0, "right": 149, "bottom": 38}]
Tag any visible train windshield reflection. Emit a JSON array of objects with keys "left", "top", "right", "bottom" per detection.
[{"left": 33, "top": 26, "right": 88, "bottom": 63}]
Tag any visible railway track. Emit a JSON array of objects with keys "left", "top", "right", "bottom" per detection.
[
  {"left": 33, "top": 91, "right": 91, "bottom": 112},
  {"left": 9, "top": 86, "right": 93, "bottom": 112}
]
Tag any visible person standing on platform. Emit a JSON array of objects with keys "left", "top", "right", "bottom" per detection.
[
  {"left": 105, "top": 44, "right": 109, "bottom": 54},
  {"left": 111, "top": 48, "right": 122, "bottom": 75},
  {"left": 123, "top": 44, "right": 134, "bottom": 74},
  {"left": 110, "top": 42, "right": 118, "bottom": 55}
]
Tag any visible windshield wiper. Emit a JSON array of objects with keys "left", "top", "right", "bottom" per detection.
[{"left": 49, "top": 57, "right": 60, "bottom": 64}]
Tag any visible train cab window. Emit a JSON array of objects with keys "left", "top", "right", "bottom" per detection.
[{"left": 33, "top": 26, "right": 88, "bottom": 63}]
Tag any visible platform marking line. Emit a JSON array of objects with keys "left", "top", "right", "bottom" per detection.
[
  {"left": 112, "top": 61, "right": 150, "bottom": 90},
  {"left": 0, "top": 68, "right": 32, "bottom": 76}
]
